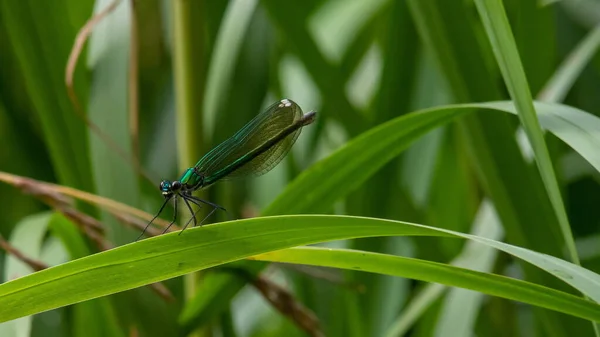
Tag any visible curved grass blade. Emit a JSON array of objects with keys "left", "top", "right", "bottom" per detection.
[
  {"left": 474, "top": 0, "right": 578, "bottom": 268},
  {"left": 1, "top": 215, "right": 600, "bottom": 324},
  {"left": 250, "top": 246, "right": 599, "bottom": 324},
  {"left": 183, "top": 101, "right": 600, "bottom": 327}
]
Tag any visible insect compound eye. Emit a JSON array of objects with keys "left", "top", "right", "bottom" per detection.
[
  {"left": 171, "top": 181, "right": 182, "bottom": 190},
  {"left": 159, "top": 180, "right": 171, "bottom": 192}
]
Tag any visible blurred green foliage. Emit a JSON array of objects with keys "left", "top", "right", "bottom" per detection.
[{"left": 1, "top": 0, "right": 600, "bottom": 336}]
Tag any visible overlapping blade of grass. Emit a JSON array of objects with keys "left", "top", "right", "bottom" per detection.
[
  {"left": 0, "top": 99, "right": 48, "bottom": 230},
  {"left": 88, "top": 0, "right": 140, "bottom": 242},
  {"left": 251, "top": 246, "right": 599, "bottom": 323},
  {"left": 178, "top": 100, "right": 600, "bottom": 327},
  {"left": 203, "top": 0, "right": 258, "bottom": 140},
  {"left": 475, "top": 0, "right": 578, "bottom": 265},
  {"left": 261, "top": 0, "right": 367, "bottom": 136},
  {"left": 266, "top": 102, "right": 600, "bottom": 215},
  {"left": 431, "top": 201, "right": 502, "bottom": 337},
  {"left": 472, "top": 3, "right": 598, "bottom": 329},
  {"left": 539, "top": 24, "right": 600, "bottom": 103},
  {"left": 2, "top": 215, "right": 600, "bottom": 324},
  {"left": 50, "top": 213, "right": 124, "bottom": 337},
  {"left": 308, "top": 0, "right": 390, "bottom": 62},
  {"left": 506, "top": 0, "right": 557, "bottom": 94},
  {"left": 384, "top": 201, "right": 501, "bottom": 337},
  {"left": 209, "top": 5, "right": 273, "bottom": 221},
  {"left": 349, "top": 2, "right": 418, "bottom": 335},
  {"left": 0, "top": 0, "right": 94, "bottom": 191},
  {"left": 407, "top": 1, "right": 573, "bottom": 333}
]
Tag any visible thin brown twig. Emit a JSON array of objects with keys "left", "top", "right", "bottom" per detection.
[
  {"left": 221, "top": 267, "right": 324, "bottom": 337},
  {"left": 275, "top": 263, "right": 365, "bottom": 293},
  {"left": 0, "top": 232, "right": 173, "bottom": 301},
  {"left": 0, "top": 170, "right": 179, "bottom": 241},
  {"left": 15, "top": 177, "right": 105, "bottom": 235},
  {"left": 65, "top": 0, "right": 122, "bottom": 91},
  {"left": 0, "top": 234, "right": 48, "bottom": 272},
  {"left": 0, "top": 171, "right": 169, "bottom": 228},
  {"left": 129, "top": 326, "right": 139, "bottom": 337},
  {"left": 252, "top": 275, "right": 324, "bottom": 337},
  {"left": 2, "top": 171, "right": 177, "bottom": 240},
  {"left": 0, "top": 172, "right": 175, "bottom": 301},
  {"left": 16, "top": 177, "right": 113, "bottom": 251},
  {"left": 149, "top": 282, "right": 175, "bottom": 302}
]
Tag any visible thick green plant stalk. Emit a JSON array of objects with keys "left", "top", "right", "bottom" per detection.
[{"left": 172, "top": 0, "right": 208, "bottom": 334}]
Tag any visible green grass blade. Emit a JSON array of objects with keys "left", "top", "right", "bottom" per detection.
[
  {"left": 261, "top": 0, "right": 368, "bottom": 136},
  {"left": 432, "top": 201, "right": 502, "bottom": 337},
  {"left": 538, "top": 24, "right": 600, "bottom": 103},
  {"left": 50, "top": 213, "right": 125, "bottom": 337},
  {"left": 263, "top": 105, "right": 467, "bottom": 215},
  {"left": 474, "top": 0, "right": 579, "bottom": 265},
  {"left": 0, "top": 212, "right": 50, "bottom": 335},
  {"left": 0, "top": 0, "right": 93, "bottom": 190},
  {"left": 2, "top": 215, "right": 600, "bottom": 324},
  {"left": 385, "top": 200, "right": 502, "bottom": 337},
  {"left": 265, "top": 102, "right": 600, "bottom": 215},
  {"left": 308, "top": 0, "right": 389, "bottom": 62},
  {"left": 405, "top": 16, "right": 572, "bottom": 337},
  {"left": 171, "top": 2, "right": 209, "bottom": 332},
  {"left": 203, "top": 0, "right": 258, "bottom": 139},
  {"left": 405, "top": 11, "right": 570, "bottom": 335},
  {"left": 179, "top": 100, "right": 600, "bottom": 328},
  {"left": 172, "top": 0, "right": 207, "bottom": 170},
  {"left": 252, "top": 246, "right": 600, "bottom": 324},
  {"left": 0, "top": 99, "right": 48, "bottom": 230},
  {"left": 88, "top": 0, "right": 139, "bottom": 242}
]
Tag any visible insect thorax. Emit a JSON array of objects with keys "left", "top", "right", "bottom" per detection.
[{"left": 178, "top": 167, "right": 204, "bottom": 191}]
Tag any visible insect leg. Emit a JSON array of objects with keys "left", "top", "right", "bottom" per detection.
[
  {"left": 179, "top": 196, "right": 198, "bottom": 234},
  {"left": 187, "top": 195, "right": 231, "bottom": 220},
  {"left": 162, "top": 196, "right": 179, "bottom": 234},
  {"left": 136, "top": 195, "right": 172, "bottom": 241}
]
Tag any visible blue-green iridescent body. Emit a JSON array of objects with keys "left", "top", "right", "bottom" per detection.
[
  {"left": 138, "top": 99, "right": 316, "bottom": 239},
  {"left": 178, "top": 168, "right": 201, "bottom": 190}
]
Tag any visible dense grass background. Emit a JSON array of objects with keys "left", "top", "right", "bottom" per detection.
[{"left": 2, "top": 0, "right": 600, "bottom": 336}]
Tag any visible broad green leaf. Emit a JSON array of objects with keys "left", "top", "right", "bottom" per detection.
[
  {"left": 186, "top": 101, "right": 600, "bottom": 327},
  {"left": 385, "top": 200, "right": 501, "bottom": 337},
  {"left": 1, "top": 215, "right": 600, "bottom": 324},
  {"left": 433, "top": 201, "right": 502, "bottom": 337},
  {"left": 251, "top": 245, "right": 599, "bottom": 325},
  {"left": 405, "top": 10, "right": 570, "bottom": 337},
  {"left": 265, "top": 102, "right": 600, "bottom": 215},
  {"left": 50, "top": 213, "right": 124, "bottom": 337}
]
